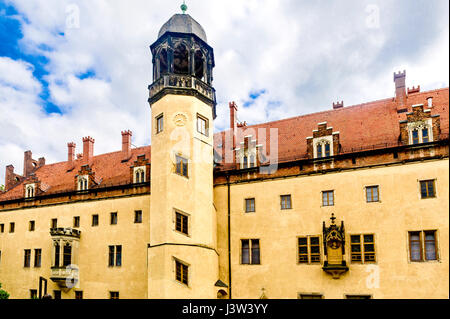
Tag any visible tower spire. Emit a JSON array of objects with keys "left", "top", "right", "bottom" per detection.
[{"left": 181, "top": 1, "right": 187, "bottom": 14}]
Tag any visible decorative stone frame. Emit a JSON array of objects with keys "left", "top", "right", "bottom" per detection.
[
  {"left": 236, "top": 135, "right": 261, "bottom": 169},
  {"left": 306, "top": 122, "right": 340, "bottom": 159},
  {"left": 133, "top": 166, "right": 147, "bottom": 184},
  {"left": 130, "top": 154, "right": 150, "bottom": 184},
  {"left": 77, "top": 175, "right": 89, "bottom": 191},
  {"left": 25, "top": 183, "right": 36, "bottom": 198},
  {"left": 399, "top": 104, "right": 441, "bottom": 145}
]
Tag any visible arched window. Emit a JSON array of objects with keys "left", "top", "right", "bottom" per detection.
[
  {"left": 173, "top": 43, "right": 189, "bottom": 74},
  {"left": 422, "top": 128, "right": 429, "bottom": 143},
  {"left": 26, "top": 185, "right": 35, "bottom": 198},
  {"left": 134, "top": 168, "right": 146, "bottom": 183},
  {"left": 159, "top": 48, "right": 168, "bottom": 76},
  {"left": 141, "top": 170, "right": 145, "bottom": 183},
  {"left": 136, "top": 171, "right": 140, "bottom": 183},
  {"left": 317, "top": 144, "right": 323, "bottom": 158},
  {"left": 412, "top": 129, "right": 419, "bottom": 144},
  {"left": 324, "top": 143, "right": 331, "bottom": 157},
  {"left": 194, "top": 50, "right": 205, "bottom": 80},
  {"left": 78, "top": 177, "right": 88, "bottom": 191},
  {"left": 243, "top": 156, "right": 248, "bottom": 169}
]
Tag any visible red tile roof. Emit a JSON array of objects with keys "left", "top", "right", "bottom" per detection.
[{"left": 0, "top": 87, "right": 448, "bottom": 201}]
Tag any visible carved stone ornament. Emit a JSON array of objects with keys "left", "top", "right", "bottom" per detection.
[{"left": 322, "top": 213, "right": 349, "bottom": 279}]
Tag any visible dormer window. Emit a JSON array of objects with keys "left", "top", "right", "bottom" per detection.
[
  {"left": 25, "top": 184, "right": 36, "bottom": 198},
  {"left": 407, "top": 119, "right": 433, "bottom": 145},
  {"left": 78, "top": 176, "right": 88, "bottom": 191},
  {"left": 314, "top": 139, "right": 333, "bottom": 159},
  {"left": 133, "top": 166, "right": 146, "bottom": 184}
]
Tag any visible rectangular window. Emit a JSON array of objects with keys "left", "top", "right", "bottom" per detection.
[
  {"left": 299, "top": 294, "right": 323, "bottom": 299},
  {"left": 110, "top": 212, "right": 118, "bottom": 225},
  {"left": 366, "top": 186, "right": 379, "bottom": 202},
  {"left": 0, "top": 250, "right": 2, "bottom": 265},
  {"left": 420, "top": 180, "right": 435, "bottom": 198},
  {"left": 34, "top": 249, "right": 41, "bottom": 268},
  {"left": 75, "top": 291, "right": 83, "bottom": 299},
  {"left": 54, "top": 290, "right": 61, "bottom": 299},
  {"left": 29, "top": 220, "right": 35, "bottom": 231},
  {"left": 175, "top": 155, "right": 188, "bottom": 177},
  {"left": 63, "top": 244, "right": 72, "bottom": 267},
  {"left": 0, "top": 224, "right": 4, "bottom": 233},
  {"left": 30, "top": 289, "right": 38, "bottom": 299},
  {"left": 281, "top": 195, "right": 292, "bottom": 210},
  {"left": 92, "top": 214, "right": 99, "bottom": 226},
  {"left": 134, "top": 210, "right": 143, "bottom": 223},
  {"left": 73, "top": 216, "right": 80, "bottom": 228},
  {"left": 10, "top": 222, "right": 15, "bottom": 233},
  {"left": 108, "top": 245, "right": 122, "bottom": 267},
  {"left": 197, "top": 115, "right": 209, "bottom": 136},
  {"left": 24, "top": 249, "right": 31, "bottom": 268},
  {"left": 156, "top": 114, "right": 163, "bottom": 134},
  {"left": 245, "top": 198, "right": 255, "bottom": 213},
  {"left": 351, "top": 234, "right": 376, "bottom": 263},
  {"left": 298, "top": 236, "right": 321, "bottom": 264},
  {"left": 175, "top": 212, "right": 188, "bottom": 235},
  {"left": 322, "top": 191, "right": 334, "bottom": 206},
  {"left": 175, "top": 260, "right": 189, "bottom": 285},
  {"left": 324, "top": 143, "right": 331, "bottom": 157},
  {"left": 241, "top": 239, "right": 260, "bottom": 265},
  {"left": 54, "top": 243, "right": 60, "bottom": 267},
  {"left": 51, "top": 218, "right": 58, "bottom": 229},
  {"left": 409, "top": 230, "right": 438, "bottom": 262},
  {"left": 110, "top": 291, "right": 119, "bottom": 299},
  {"left": 317, "top": 144, "right": 322, "bottom": 158}
]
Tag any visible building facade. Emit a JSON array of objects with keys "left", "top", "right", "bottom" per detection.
[{"left": 0, "top": 12, "right": 448, "bottom": 299}]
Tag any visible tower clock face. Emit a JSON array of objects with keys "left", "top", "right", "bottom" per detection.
[{"left": 173, "top": 113, "right": 188, "bottom": 127}]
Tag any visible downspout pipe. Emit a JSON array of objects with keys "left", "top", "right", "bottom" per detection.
[{"left": 227, "top": 174, "right": 232, "bottom": 299}]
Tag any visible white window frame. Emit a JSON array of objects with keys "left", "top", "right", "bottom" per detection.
[
  {"left": 77, "top": 175, "right": 89, "bottom": 191},
  {"left": 133, "top": 166, "right": 146, "bottom": 184},
  {"left": 25, "top": 183, "right": 36, "bottom": 198},
  {"left": 407, "top": 118, "right": 433, "bottom": 145},
  {"left": 313, "top": 136, "right": 334, "bottom": 158}
]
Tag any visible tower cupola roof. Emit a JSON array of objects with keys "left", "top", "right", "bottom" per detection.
[{"left": 158, "top": 13, "right": 207, "bottom": 43}]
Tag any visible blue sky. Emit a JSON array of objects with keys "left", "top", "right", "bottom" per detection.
[{"left": 0, "top": 0, "right": 448, "bottom": 183}]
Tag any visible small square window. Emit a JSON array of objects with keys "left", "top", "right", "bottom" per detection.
[
  {"left": 366, "top": 186, "right": 379, "bottom": 202},
  {"left": 420, "top": 180, "right": 435, "bottom": 199},
  {"left": 110, "top": 291, "right": 119, "bottom": 299},
  {"left": 134, "top": 210, "right": 143, "bottom": 223},
  {"left": 322, "top": 191, "right": 334, "bottom": 206},
  {"left": 30, "top": 289, "right": 38, "bottom": 299},
  {"left": 51, "top": 218, "right": 58, "bottom": 229},
  {"left": 156, "top": 114, "right": 164, "bottom": 134},
  {"left": 245, "top": 198, "right": 255, "bottom": 213},
  {"left": 75, "top": 291, "right": 83, "bottom": 299},
  {"left": 29, "top": 220, "right": 35, "bottom": 231},
  {"left": 92, "top": 214, "right": 99, "bottom": 226},
  {"left": 281, "top": 195, "right": 292, "bottom": 210},
  {"left": 10, "top": 222, "right": 15, "bottom": 233},
  {"left": 0, "top": 224, "right": 4, "bottom": 233}
]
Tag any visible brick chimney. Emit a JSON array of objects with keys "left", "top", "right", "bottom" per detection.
[
  {"left": 67, "top": 142, "right": 76, "bottom": 170},
  {"left": 229, "top": 101, "right": 238, "bottom": 149},
  {"left": 5, "top": 165, "right": 15, "bottom": 191},
  {"left": 394, "top": 70, "right": 407, "bottom": 109},
  {"left": 121, "top": 130, "right": 132, "bottom": 162},
  {"left": 23, "top": 151, "right": 43, "bottom": 177},
  {"left": 82, "top": 136, "right": 95, "bottom": 166},
  {"left": 333, "top": 101, "right": 344, "bottom": 109}
]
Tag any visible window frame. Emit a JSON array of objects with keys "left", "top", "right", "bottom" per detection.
[
  {"left": 134, "top": 210, "right": 143, "bottom": 223},
  {"left": 365, "top": 185, "right": 380, "bottom": 203},
  {"left": 9, "top": 222, "right": 15, "bottom": 233},
  {"left": 174, "top": 258, "right": 189, "bottom": 286},
  {"left": 240, "top": 239, "right": 261, "bottom": 265},
  {"left": 110, "top": 212, "right": 118, "bottom": 225},
  {"left": 350, "top": 234, "right": 376, "bottom": 264},
  {"left": 92, "top": 214, "right": 99, "bottom": 227},
  {"left": 175, "top": 154, "right": 189, "bottom": 178},
  {"left": 297, "top": 236, "right": 321, "bottom": 265},
  {"left": 51, "top": 218, "right": 58, "bottom": 229},
  {"left": 408, "top": 230, "right": 439, "bottom": 262},
  {"left": 280, "top": 195, "right": 292, "bottom": 210},
  {"left": 419, "top": 179, "right": 436, "bottom": 199},
  {"left": 156, "top": 113, "right": 164, "bottom": 134},
  {"left": 322, "top": 190, "right": 334, "bottom": 207},
  {"left": 75, "top": 291, "right": 83, "bottom": 299},
  {"left": 29, "top": 220, "right": 35, "bottom": 231},
  {"left": 34, "top": 248, "right": 42, "bottom": 268},
  {"left": 24, "top": 249, "right": 31, "bottom": 268},
  {"left": 245, "top": 198, "right": 256, "bottom": 213},
  {"left": 174, "top": 211, "right": 189, "bottom": 236},
  {"left": 110, "top": 291, "right": 119, "bottom": 299},
  {"left": 299, "top": 293, "right": 324, "bottom": 299},
  {"left": 196, "top": 114, "right": 209, "bottom": 137},
  {"left": 73, "top": 216, "right": 80, "bottom": 228}
]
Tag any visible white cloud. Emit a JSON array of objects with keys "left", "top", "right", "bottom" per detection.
[{"left": 0, "top": 0, "right": 448, "bottom": 184}]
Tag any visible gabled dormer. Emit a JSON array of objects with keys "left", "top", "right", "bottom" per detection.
[
  {"left": 23, "top": 173, "right": 50, "bottom": 199},
  {"left": 306, "top": 122, "right": 340, "bottom": 159},
  {"left": 130, "top": 154, "right": 150, "bottom": 184},
  {"left": 399, "top": 104, "right": 441, "bottom": 145},
  {"left": 75, "top": 165, "right": 100, "bottom": 191}
]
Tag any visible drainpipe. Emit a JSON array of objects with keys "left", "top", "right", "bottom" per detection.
[{"left": 227, "top": 174, "right": 232, "bottom": 299}]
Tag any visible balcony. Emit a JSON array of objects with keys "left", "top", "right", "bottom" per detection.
[
  {"left": 50, "top": 227, "right": 81, "bottom": 238},
  {"left": 148, "top": 74, "right": 216, "bottom": 110},
  {"left": 50, "top": 265, "right": 79, "bottom": 289}
]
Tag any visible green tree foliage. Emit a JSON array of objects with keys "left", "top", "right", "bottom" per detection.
[{"left": 0, "top": 283, "right": 10, "bottom": 299}]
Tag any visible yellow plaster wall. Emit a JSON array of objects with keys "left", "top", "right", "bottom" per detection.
[
  {"left": 215, "top": 159, "right": 449, "bottom": 299},
  {"left": 0, "top": 195, "right": 150, "bottom": 299}
]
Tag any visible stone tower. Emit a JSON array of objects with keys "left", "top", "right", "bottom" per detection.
[{"left": 147, "top": 9, "right": 218, "bottom": 298}]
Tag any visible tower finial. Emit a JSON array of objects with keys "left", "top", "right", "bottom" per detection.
[{"left": 181, "top": 1, "right": 187, "bottom": 14}]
